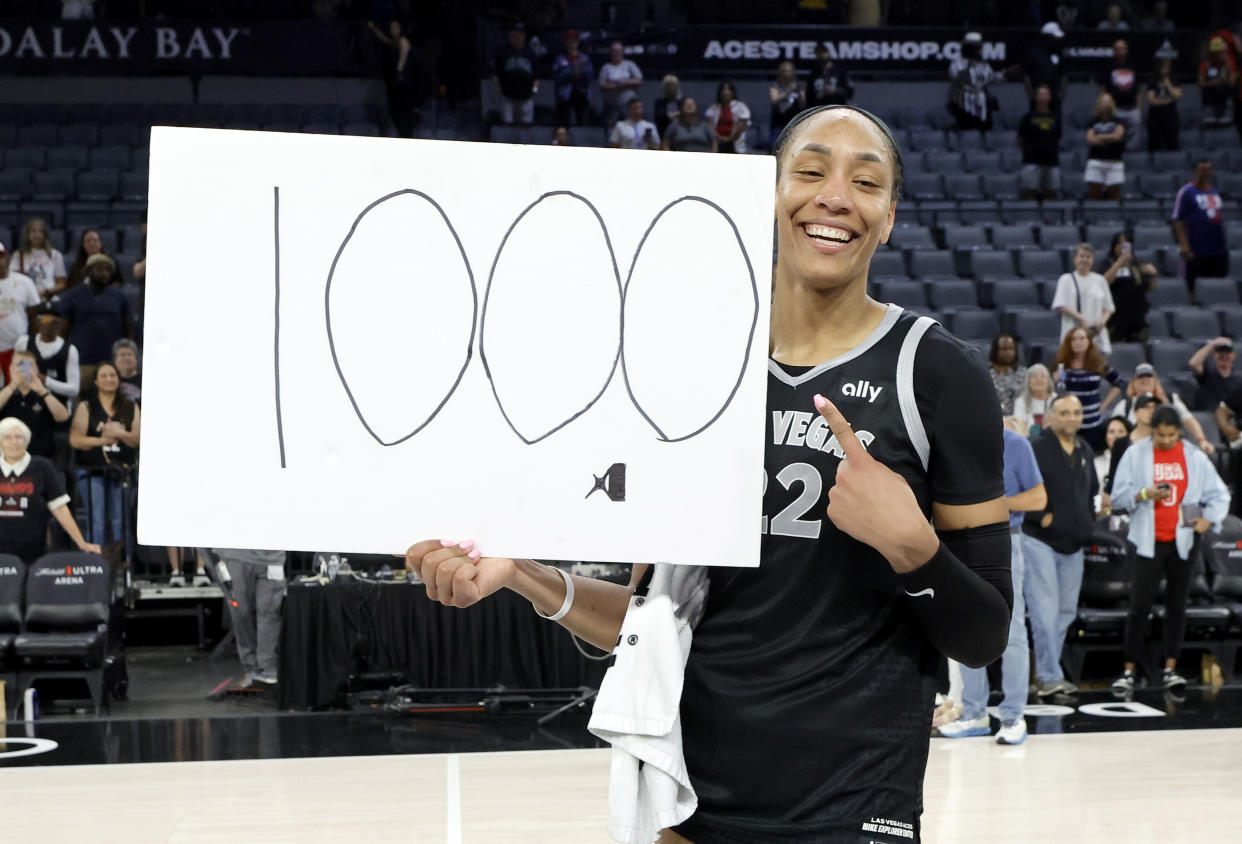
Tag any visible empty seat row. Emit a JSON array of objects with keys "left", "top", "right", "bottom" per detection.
[{"left": 0, "top": 170, "right": 147, "bottom": 203}]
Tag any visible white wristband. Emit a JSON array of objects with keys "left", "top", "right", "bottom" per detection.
[{"left": 536, "top": 566, "right": 574, "bottom": 622}]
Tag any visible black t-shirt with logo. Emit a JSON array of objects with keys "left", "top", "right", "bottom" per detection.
[
  {"left": 674, "top": 307, "right": 1004, "bottom": 843},
  {"left": 1088, "top": 120, "right": 1125, "bottom": 160},
  {"left": 0, "top": 389, "right": 59, "bottom": 458},
  {"left": 1100, "top": 63, "right": 1140, "bottom": 110},
  {"left": 1018, "top": 110, "right": 1062, "bottom": 166},
  {"left": 0, "top": 456, "right": 66, "bottom": 562},
  {"left": 493, "top": 43, "right": 536, "bottom": 100}
]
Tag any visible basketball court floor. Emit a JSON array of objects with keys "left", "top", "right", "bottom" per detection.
[{"left": 3, "top": 683, "right": 1241, "bottom": 843}]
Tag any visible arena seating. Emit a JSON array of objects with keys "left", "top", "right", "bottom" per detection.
[{"left": 11, "top": 552, "right": 113, "bottom": 714}]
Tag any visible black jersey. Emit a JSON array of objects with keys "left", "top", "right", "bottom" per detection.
[
  {"left": 0, "top": 455, "right": 68, "bottom": 563},
  {"left": 676, "top": 306, "right": 1004, "bottom": 844}
]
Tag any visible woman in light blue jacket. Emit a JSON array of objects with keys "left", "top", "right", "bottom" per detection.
[{"left": 1108, "top": 406, "right": 1230, "bottom": 694}]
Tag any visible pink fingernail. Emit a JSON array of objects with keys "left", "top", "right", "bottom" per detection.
[
  {"left": 440, "top": 539, "right": 455, "bottom": 547},
  {"left": 813, "top": 394, "right": 826, "bottom": 409},
  {"left": 468, "top": 548, "right": 481, "bottom": 560},
  {"left": 458, "top": 539, "right": 475, "bottom": 550}
]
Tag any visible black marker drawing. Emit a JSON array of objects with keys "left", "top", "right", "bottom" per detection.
[
  {"left": 620, "top": 197, "right": 759, "bottom": 442},
  {"left": 586, "top": 463, "right": 627, "bottom": 501},
  {"left": 480, "top": 191, "right": 622, "bottom": 444},
  {"left": 324, "top": 189, "right": 478, "bottom": 447},
  {"left": 283, "top": 188, "right": 755, "bottom": 460},
  {"left": 273, "top": 186, "right": 287, "bottom": 469}
]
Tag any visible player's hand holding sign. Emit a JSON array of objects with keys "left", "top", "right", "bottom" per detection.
[
  {"left": 405, "top": 539, "right": 516, "bottom": 608},
  {"left": 813, "top": 393, "right": 939, "bottom": 574}
]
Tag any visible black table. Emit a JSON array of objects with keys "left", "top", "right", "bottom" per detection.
[{"left": 278, "top": 579, "right": 611, "bottom": 710}]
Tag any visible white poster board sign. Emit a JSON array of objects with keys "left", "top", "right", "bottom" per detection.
[{"left": 138, "top": 127, "right": 774, "bottom": 566}]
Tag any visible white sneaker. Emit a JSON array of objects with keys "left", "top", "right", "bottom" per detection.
[
  {"left": 996, "top": 718, "right": 1027, "bottom": 745},
  {"left": 938, "top": 715, "right": 991, "bottom": 738},
  {"left": 192, "top": 570, "right": 211, "bottom": 587},
  {"left": 168, "top": 573, "right": 185, "bottom": 587}
]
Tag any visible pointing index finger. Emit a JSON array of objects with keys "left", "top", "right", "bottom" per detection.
[{"left": 813, "top": 393, "right": 868, "bottom": 461}]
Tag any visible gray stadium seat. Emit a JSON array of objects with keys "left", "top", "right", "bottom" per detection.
[
  {"left": 909, "top": 129, "right": 947, "bottom": 151},
  {"left": 98, "top": 123, "right": 139, "bottom": 146},
  {"left": 1017, "top": 250, "right": 1065, "bottom": 278},
  {"left": 1012, "top": 310, "right": 1062, "bottom": 341},
  {"left": 89, "top": 146, "right": 132, "bottom": 171},
  {"left": 910, "top": 250, "right": 959, "bottom": 280},
  {"left": 119, "top": 172, "right": 148, "bottom": 202},
  {"left": 32, "top": 170, "right": 75, "bottom": 200},
  {"left": 947, "top": 308, "right": 1001, "bottom": 339},
  {"left": 1151, "top": 151, "right": 1188, "bottom": 172},
  {"left": 1197, "top": 278, "right": 1240, "bottom": 306},
  {"left": 46, "top": 146, "right": 89, "bottom": 172},
  {"left": 7, "top": 147, "right": 45, "bottom": 170},
  {"left": 988, "top": 279, "right": 1041, "bottom": 308},
  {"left": 58, "top": 122, "right": 98, "bottom": 146},
  {"left": 888, "top": 224, "right": 938, "bottom": 251},
  {"left": 875, "top": 281, "right": 929, "bottom": 309},
  {"left": 1148, "top": 277, "right": 1191, "bottom": 307},
  {"left": 1107, "top": 343, "right": 1145, "bottom": 376},
  {"left": 991, "top": 224, "right": 1038, "bottom": 251},
  {"left": 970, "top": 250, "right": 1016, "bottom": 279},
  {"left": 945, "top": 173, "right": 984, "bottom": 200},
  {"left": 1148, "top": 340, "right": 1198, "bottom": 375},
  {"left": 905, "top": 173, "right": 946, "bottom": 200},
  {"left": 1085, "top": 223, "right": 1123, "bottom": 255},
  {"left": 951, "top": 130, "right": 987, "bottom": 152},
  {"left": 1132, "top": 222, "right": 1178, "bottom": 252},
  {"left": 1039, "top": 224, "right": 1083, "bottom": 250},
  {"left": 1169, "top": 308, "right": 1222, "bottom": 341},
  {"left": 0, "top": 172, "right": 31, "bottom": 201},
  {"left": 1219, "top": 305, "right": 1242, "bottom": 337},
  {"left": 1137, "top": 171, "right": 1178, "bottom": 199},
  {"left": 941, "top": 224, "right": 989, "bottom": 251},
  {"left": 986, "top": 129, "right": 1017, "bottom": 151},
  {"left": 927, "top": 279, "right": 979, "bottom": 309},
  {"left": 963, "top": 151, "right": 1002, "bottom": 173},
  {"left": 982, "top": 173, "right": 1020, "bottom": 200},
  {"left": 76, "top": 171, "right": 119, "bottom": 201},
  {"left": 869, "top": 250, "right": 908, "bottom": 279},
  {"left": 16, "top": 123, "right": 58, "bottom": 146},
  {"left": 926, "top": 151, "right": 964, "bottom": 172},
  {"left": 1147, "top": 311, "right": 1173, "bottom": 338}
]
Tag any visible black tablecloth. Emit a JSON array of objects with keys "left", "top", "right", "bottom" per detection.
[{"left": 278, "top": 579, "right": 611, "bottom": 710}]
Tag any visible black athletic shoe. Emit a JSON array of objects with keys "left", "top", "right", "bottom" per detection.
[{"left": 1162, "top": 669, "right": 1187, "bottom": 691}]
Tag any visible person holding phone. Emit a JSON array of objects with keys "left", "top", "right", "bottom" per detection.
[
  {"left": 1109, "top": 405, "right": 1230, "bottom": 694},
  {"left": 0, "top": 350, "right": 70, "bottom": 459},
  {"left": 1103, "top": 232, "right": 1156, "bottom": 343},
  {"left": 608, "top": 98, "right": 660, "bottom": 150}
]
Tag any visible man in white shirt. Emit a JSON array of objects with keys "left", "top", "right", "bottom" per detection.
[
  {"left": 609, "top": 99, "right": 660, "bottom": 150},
  {"left": 0, "top": 242, "right": 42, "bottom": 379},
  {"left": 1051, "top": 242, "right": 1115, "bottom": 354},
  {"left": 598, "top": 41, "right": 643, "bottom": 131}
]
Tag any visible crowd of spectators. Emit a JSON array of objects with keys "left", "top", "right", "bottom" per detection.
[{"left": 0, "top": 216, "right": 139, "bottom": 572}]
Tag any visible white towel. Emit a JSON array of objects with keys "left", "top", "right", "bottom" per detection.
[{"left": 588, "top": 565, "right": 708, "bottom": 844}]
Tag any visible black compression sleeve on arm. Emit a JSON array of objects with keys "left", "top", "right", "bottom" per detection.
[{"left": 896, "top": 522, "right": 1012, "bottom": 669}]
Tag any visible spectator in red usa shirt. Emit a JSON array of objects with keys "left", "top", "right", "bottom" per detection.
[{"left": 1108, "top": 405, "right": 1230, "bottom": 696}]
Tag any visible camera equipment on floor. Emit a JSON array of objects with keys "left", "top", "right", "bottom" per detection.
[{"left": 352, "top": 684, "right": 598, "bottom": 724}]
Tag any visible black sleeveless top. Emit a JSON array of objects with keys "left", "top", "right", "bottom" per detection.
[
  {"left": 24, "top": 333, "right": 71, "bottom": 390},
  {"left": 75, "top": 394, "right": 137, "bottom": 468},
  {"left": 675, "top": 306, "right": 1004, "bottom": 844}
]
